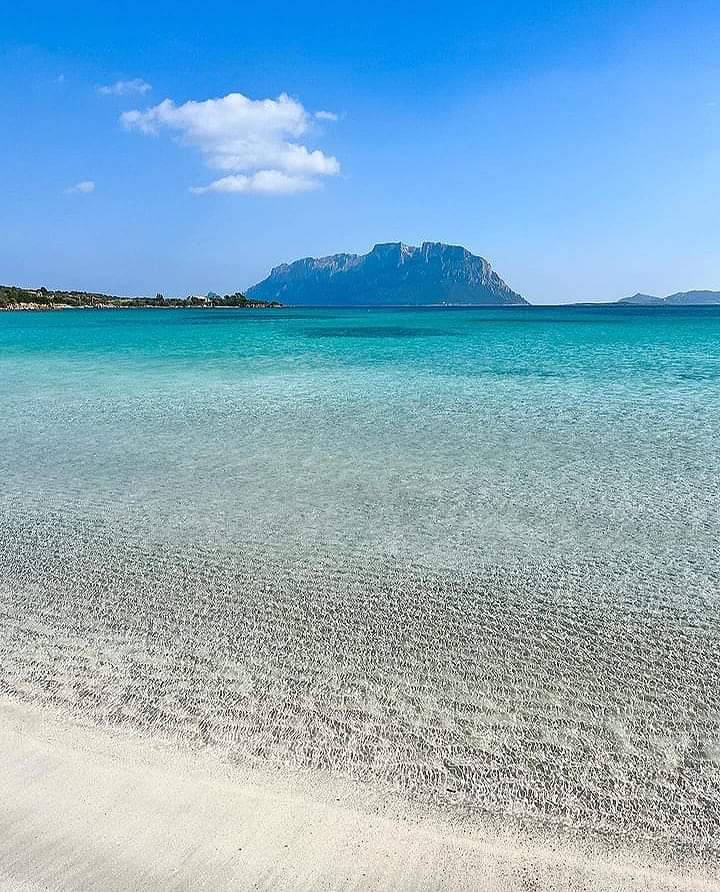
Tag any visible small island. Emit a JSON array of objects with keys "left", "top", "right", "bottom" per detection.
[{"left": 0, "top": 285, "right": 282, "bottom": 311}]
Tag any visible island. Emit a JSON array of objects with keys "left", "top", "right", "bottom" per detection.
[
  {"left": 614, "top": 290, "right": 720, "bottom": 306},
  {"left": 247, "top": 241, "right": 528, "bottom": 306}
]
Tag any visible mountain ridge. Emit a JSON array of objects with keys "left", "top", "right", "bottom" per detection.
[
  {"left": 247, "top": 242, "right": 528, "bottom": 306},
  {"left": 615, "top": 290, "right": 720, "bottom": 306}
]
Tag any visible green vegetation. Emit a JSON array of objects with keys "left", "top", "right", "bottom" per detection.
[
  {"left": 0, "top": 285, "right": 116, "bottom": 309},
  {"left": 0, "top": 285, "right": 282, "bottom": 310}
]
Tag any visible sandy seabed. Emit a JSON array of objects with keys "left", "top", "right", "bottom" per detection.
[{"left": 0, "top": 699, "right": 715, "bottom": 892}]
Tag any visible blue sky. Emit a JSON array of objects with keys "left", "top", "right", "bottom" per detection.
[{"left": 1, "top": 1, "right": 719, "bottom": 302}]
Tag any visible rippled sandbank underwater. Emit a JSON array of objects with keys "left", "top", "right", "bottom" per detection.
[{"left": 1, "top": 306, "right": 719, "bottom": 877}]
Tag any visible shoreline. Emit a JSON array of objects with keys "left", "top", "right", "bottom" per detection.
[
  {"left": 0, "top": 286, "right": 282, "bottom": 312},
  {"left": 0, "top": 698, "right": 715, "bottom": 891},
  {"left": 4, "top": 302, "right": 720, "bottom": 313},
  {"left": 0, "top": 303, "right": 282, "bottom": 312}
]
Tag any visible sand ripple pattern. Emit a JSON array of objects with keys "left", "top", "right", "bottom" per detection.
[{"left": 0, "top": 506, "right": 718, "bottom": 863}]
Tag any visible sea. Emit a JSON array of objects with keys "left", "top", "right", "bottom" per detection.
[{"left": 1, "top": 305, "right": 718, "bottom": 865}]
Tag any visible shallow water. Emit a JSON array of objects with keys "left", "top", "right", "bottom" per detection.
[{"left": 1, "top": 306, "right": 718, "bottom": 863}]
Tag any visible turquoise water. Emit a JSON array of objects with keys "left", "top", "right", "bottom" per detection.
[{"left": 1, "top": 307, "right": 719, "bottom": 859}]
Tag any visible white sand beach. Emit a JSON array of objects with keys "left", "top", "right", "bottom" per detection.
[{"left": 0, "top": 698, "right": 714, "bottom": 892}]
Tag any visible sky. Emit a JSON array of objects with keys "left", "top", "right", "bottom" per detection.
[{"left": 1, "top": 0, "right": 719, "bottom": 303}]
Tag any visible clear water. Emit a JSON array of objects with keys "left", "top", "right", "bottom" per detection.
[{"left": 1, "top": 307, "right": 718, "bottom": 860}]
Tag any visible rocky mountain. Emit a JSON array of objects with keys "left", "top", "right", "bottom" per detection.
[
  {"left": 247, "top": 242, "right": 527, "bottom": 306},
  {"left": 617, "top": 290, "right": 720, "bottom": 306}
]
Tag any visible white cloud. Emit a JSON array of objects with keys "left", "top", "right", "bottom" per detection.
[
  {"left": 190, "top": 170, "right": 319, "bottom": 195},
  {"left": 98, "top": 78, "right": 152, "bottom": 96},
  {"left": 121, "top": 91, "right": 340, "bottom": 195},
  {"left": 66, "top": 180, "right": 95, "bottom": 194},
  {"left": 315, "top": 110, "right": 338, "bottom": 122}
]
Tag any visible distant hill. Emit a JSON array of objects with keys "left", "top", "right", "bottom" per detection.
[
  {"left": 247, "top": 242, "right": 527, "bottom": 306},
  {"left": 616, "top": 290, "right": 720, "bottom": 306},
  {"left": 616, "top": 293, "right": 666, "bottom": 306}
]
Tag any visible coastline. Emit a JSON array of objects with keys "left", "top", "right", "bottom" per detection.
[
  {"left": 0, "top": 698, "right": 714, "bottom": 892},
  {"left": 0, "top": 304, "right": 281, "bottom": 311},
  {"left": 0, "top": 286, "right": 282, "bottom": 311}
]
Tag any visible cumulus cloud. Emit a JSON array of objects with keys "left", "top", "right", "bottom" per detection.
[
  {"left": 315, "top": 110, "right": 339, "bottom": 122},
  {"left": 66, "top": 180, "right": 95, "bottom": 194},
  {"left": 121, "top": 91, "right": 340, "bottom": 195},
  {"left": 190, "top": 171, "right": 319, "bottom": 195},
  {"left": 98, "top": 78, "right": 152, "bottom": 96}
]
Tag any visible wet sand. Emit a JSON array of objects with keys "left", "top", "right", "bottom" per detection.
[{"left": 0, "top": 699, "right": 714, "bottom": 892}]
